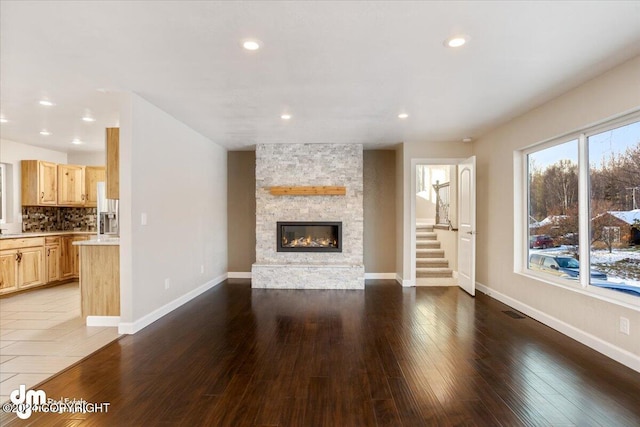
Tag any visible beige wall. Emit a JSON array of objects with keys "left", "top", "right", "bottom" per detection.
[
  {"left": 363, "top": 150, "right": 396, "bottom": 273},
  {"left": 227, "top": 151, "right": 256, "bottom": 272},
  {"left": 474, "top": 55, "right": 640, "bottom": 364}
]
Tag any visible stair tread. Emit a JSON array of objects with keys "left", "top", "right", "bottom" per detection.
[
  {"left": 417, "top": 259, "right": 449, "bottom": 264},
  {"left": 416, "top": 267, "right": 453, "bottom": 272}
]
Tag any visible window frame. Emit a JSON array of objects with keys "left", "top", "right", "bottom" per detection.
[{"left": 518, "top": 109, "right": 640, "bottom": 311}]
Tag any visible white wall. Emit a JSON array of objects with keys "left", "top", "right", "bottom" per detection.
[
  {"left": 67, "top": 151, "right": 105, "bottom": 166},
  {"left": 474, "top": 55, "right": 640, "bottom": 369},
  {"left": 0, "top": 139, "right": 67, "bottom": 231},
  {"left": 118, "top": 93, "right": 227, "bottom": 333}
]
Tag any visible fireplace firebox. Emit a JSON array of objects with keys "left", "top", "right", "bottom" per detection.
[{"left": 277, "top": 221, "right": 342, "bottom": 252}]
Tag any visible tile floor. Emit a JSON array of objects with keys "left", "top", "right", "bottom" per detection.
[{"left": 0, "top": 282, "right": 120, "bottom": 403}]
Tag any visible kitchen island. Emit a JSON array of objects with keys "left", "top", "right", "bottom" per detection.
[{"left": 73, "top": 237, "right": 120, "bottom": 324}]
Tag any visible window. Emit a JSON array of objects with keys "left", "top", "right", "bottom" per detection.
[{"left": 524, "top": 113, "right": 640, "bottom": 300}]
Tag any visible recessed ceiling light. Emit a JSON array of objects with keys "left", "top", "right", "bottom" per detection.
[
  {"left": 398, "top": 113, "right": 409, "bottom": 119},
  {"left": 71, "top": 138, "right": 82, "bottom": 145},
  {"left": 40, "top": 130, "right": 51, "bottom": 136},
  {"left": 242, "top": 40, "right": 262, "bottom": 51},
  {"left": 444, "top": 36, "right": 467, "bottom": 48},
  {"left": 39, "top": 100, "right": 54, "bottom": 106},
  {"left": 281, "top": 114, "right": 292, "bottom": 120},
  {"left": 0, "top": 117, "right": 7, "bottom": 123},
  {"left": 82, "top": 116, "right": 96, "bottom": 122},
  {"left": 462, "top": 137, "right": 473, "bottom": 143}
]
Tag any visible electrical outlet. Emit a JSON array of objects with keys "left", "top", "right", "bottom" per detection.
[
  {"left": 200, "top": 265, "right": 204, "bottom": 274},
  {"left": 141, "top": 213, "right": 147, "bottom": 226},
  {"left": 619, "top": 317, "right": 630, "bottom": 335},
  {"left": 164, "top": 278, "right": 170, "bottom": 290}
]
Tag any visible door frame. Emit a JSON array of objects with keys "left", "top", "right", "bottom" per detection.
[{"left": 410, "top": 158, "right": 467, "bottom": 287}]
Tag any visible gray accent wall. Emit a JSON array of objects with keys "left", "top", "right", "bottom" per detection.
[
  {"left": 227, "top": 148, "right": 397, "bottom": 274},
  {"left": 363, "top": 150, "right": 396, "bottom": 273},
  {"left": 227, "top": 151, "right": 256, "bottom": 272}
]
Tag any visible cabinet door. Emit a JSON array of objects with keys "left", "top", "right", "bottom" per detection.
[
  {"left": 17, "top": 246, "right": 45, "bottom": 289},
  {"left": 73, "top": 236, "right": 89, "bottom": 276},
  {"left": 38, "top": 161, "right": 58, "bottom": 205},
  {"left": 0, "top": 249, "right": 19, "bottom": 294},
  {"left": 85, "top": 166, "right": 106, "bottom": 207},
  {"left": 106, "top": 128, "right": 119, "bottom": 199},
  {"left": 46, "top": 244, "right": 61, "bottom": 283},
  {"left": 60, "top": 236, "right": 75, "bottom": 279},
  {"left": 58, "top": 165, "right": 85, "bottom": 206}
]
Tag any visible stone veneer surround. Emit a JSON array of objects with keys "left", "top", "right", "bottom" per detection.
[{"left": 251, "top": 144, "right": 364, "bottom": 289}]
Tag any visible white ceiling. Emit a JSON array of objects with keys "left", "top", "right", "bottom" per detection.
[{"left": 1, "top": 1, "right": 640, "bottom": 153}]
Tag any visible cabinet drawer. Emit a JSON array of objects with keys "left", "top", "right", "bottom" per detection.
[
  {"left": 45, "top": 236, "right": 61, "bottom": 245},
  {"left": 0, "top": 238, "right": 45, "bottom": 250}
]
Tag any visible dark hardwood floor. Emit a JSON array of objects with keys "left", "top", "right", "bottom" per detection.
[{"left": 2, "top": 280, "right": 640, "bottom": 426}]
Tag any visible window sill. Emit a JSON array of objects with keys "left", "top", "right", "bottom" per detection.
[{"left": 516, "top": 270, "right": 640, "bottom": 312}]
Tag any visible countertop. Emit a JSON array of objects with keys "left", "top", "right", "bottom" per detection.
[
  {"left": 73, "top": 236, "right": 120, "bottom": 246},
  {"left": 0, "top": 231, "right": 95, "bottom": 240}
]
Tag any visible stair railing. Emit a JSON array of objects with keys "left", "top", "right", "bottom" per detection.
[{"left": 433, "top": 180, "right": 453, "bottom": 230}]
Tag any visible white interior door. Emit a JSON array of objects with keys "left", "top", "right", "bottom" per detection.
[{"left": 457, "top": 156, "right": 476, "bottom": 296}]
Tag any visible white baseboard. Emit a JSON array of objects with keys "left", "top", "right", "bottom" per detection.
[
  {"left": 118, "top": 273, "right": 227, "bottom": 335},
  {"left": 395, "top": 273, "right": 414, "bottom": 287},
  {"left": 86, "top": 316, "right": 120, "bottom": 327},
  {"left": 365, "top": 273, "right": 396, "bottom": 279},
  {"left": 475, "top": 282, "right": 640, "bottom": 373},
  {"left": 228, "top": 272, "right": 252, "bottom": 279}
]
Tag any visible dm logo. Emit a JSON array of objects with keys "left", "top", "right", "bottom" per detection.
[{"left": 10, "top": 384, "right": 47, "bottom": 419}]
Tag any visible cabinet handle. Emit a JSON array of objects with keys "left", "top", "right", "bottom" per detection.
[
  {"left": 47, "top": 248, "right": 51, "bottom": 256},
  {"left": 16, "top": 252, "right": 22, "bottom": 263},
  {"left": 41, "top": 192, "right": 44, "bottom": 199}
]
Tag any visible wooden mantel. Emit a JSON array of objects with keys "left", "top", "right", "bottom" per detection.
[{"left": 269, "top": 186, "right": 346, "bottom": 196}]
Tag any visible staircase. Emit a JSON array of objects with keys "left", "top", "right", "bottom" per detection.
[{"left": 416, "top": 224, "right": 453, "bottom": 279}]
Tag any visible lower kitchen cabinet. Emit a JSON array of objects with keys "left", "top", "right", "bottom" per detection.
[
  {"left": 0, "top": 239, "right": 45, "bottom": 294},
  {"left": 45, "top": 237, "right": 61, "bottom": 283},
  {"left": 17, "top": 246, "right": 45, "bottom": 289},
  {"left": 1, "top": 233, "right": 90, "bottom": 296},
  {"left": 0, "top": 249, "right": 19, "bottom": 294}
]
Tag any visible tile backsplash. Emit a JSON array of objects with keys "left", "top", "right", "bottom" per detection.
[{"left": 22, "top": 207, "right": 97, "bottom": 232}]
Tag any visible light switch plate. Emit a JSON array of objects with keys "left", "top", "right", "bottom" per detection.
[{"left": 141, "top": 213, "right": 147, "bottom": 226}]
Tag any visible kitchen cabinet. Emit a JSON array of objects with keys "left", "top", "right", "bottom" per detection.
[
  {"left": 0, "top": 249, "right": 19, "bottom": 294},
  {"left": 60, "top": 235, "right": 89, "bottom": 279},
  {"left": 85, "top": 166, "right": 106, "bottom": 207},
  {"left": 58, "top": 164, "right": 85, "bottom": 206},
  {"left": 60, "top": 236, "right": 75, "bottom": 279},
  {"left": 18, "top": 246, "right": 45, "bottom": 289},
  {"left": 106, "top": 127, "right": 119, "bottom": 199},
  {"left": 78, "top": 244, "right": 120, "bottom": 318},
  {"left": 45, "top": 236, "right": 61, "bottom": 283},
  {"left": 21, "top": 160, "right": 58, "bottom": 206},
  {"left": 0, "top": 237, "right": 45, "bottom": 293}
]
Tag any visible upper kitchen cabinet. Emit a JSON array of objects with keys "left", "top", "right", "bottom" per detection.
[
  {"left": 58, "top": 164, "right": 85, "bottom": 206},
  {"left": 21, "top": 160, "right": 58, "bottom": 206},
  {"left": 106, "top": 128, "right": 119, "bottom": 199},
  {"left": 85, "top": 166, "right": 106, "bottom": 207}
]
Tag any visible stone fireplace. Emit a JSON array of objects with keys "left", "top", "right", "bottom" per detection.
[{"left": 251, "top": 144, "right": 365, "bottom": 289}]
